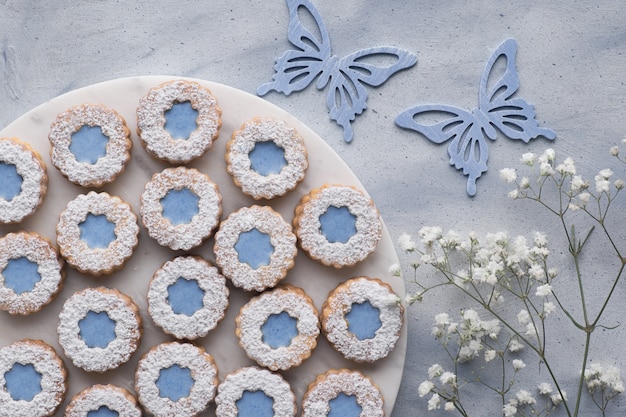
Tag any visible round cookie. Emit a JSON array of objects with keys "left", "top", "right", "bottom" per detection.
[
  {"left": 56, "top": 191, "right": 139, "bottom": 276},
  {"left": 57, "top": 287, "right": 142, "bottom": 373},
  {"left": 226, "top": 117, "right": 307, "bottom": 199},
  {"left": 135, "top": 341, "right": 218, "bottom": 417},
  {"left": 0, "top": 339, "right": 67, "bottom": 417},
  {"left": 214, "top": 205, "right": 297, "bottom": 292},
  {"left": 0, "top": 137, "right": 48, "bottom": 224},
  {"left": 294, "top": 184, "right": 382, "bottom": 268},
  {"left": 301, "top": 369, "right": 384, "bottom": 417},
  {"left": 64, "top": 384, "right": 142, "bottom": 417},
  {"left": 321, "top": 277, "right": 403, "bottom": 362},
  {"left": 215, "top": 366, "right": 296, "bottom": 417},
  {"left": 48, "top": 103, "right": 132, "bottom": 187},
  {"left": 148, "top": 256, "right": 229, "bottom": 340},
  {"left": 137, "top": 79, "right": 222, "bottom": 164},
  {"left": 235, "top": 285, "right": 320, "bottom": 371},
  {"left": 0, "top": 231, "right": 64, "bottom": 315},
  {"left": 140, "top": 166, "right": 222, "bottom": 251}
]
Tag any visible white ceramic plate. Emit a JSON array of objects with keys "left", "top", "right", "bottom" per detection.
[{"left": 0, "top": 76, "right": 406, "bottom": 416}]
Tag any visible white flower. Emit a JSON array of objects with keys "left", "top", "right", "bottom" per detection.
[
  {"left": 539, "top": 148, "right": 556, "bottom": 163},
  {"left": 434, "top": 313, "right": 450, "bottom": 326},
  {"left": 521, "top": 152, "right": 536, "bottom": 166},
  {"left": 556, "top": 157, "right": 576, "bottom": 175},
  {"left": 398, "top": 233, "right": 417, "bottom": 252},
  {"left": 500, "top": 168, "right": 517, "bottom": 183},
  {"left": 570, "top": 175, "right": 588, "bottom": 192},
  {"left": 550, "top": 390, "right": 566, "bottom": 405},
  {"left": 598, "top": 168, "right": 614, "bottom": 179},
  {"left": 536, "top": 283, "right": 552, "bottom": 297},
  {"left": 418, "top": 380, "right": 434, "bottom": 397},
  {"left": 419, "top": 226, "right": 443, "bottom": 245},
  {"left": 508, "top": 189, "right": 519, "bottom": 199},
  {"left": 615, "top": 179, "right": 625, "bottom": 190},
  {"left": 516, "top": 389, "right": 536, "bottom": 405},
  {"left": 427, "top": 393, "right": 441, "bottom": 410},
  {"left": 512, "top": 359, "right": 526, "bottom": 371},
  {"left": 595, "top": 176, "right": 611, "bottom": 193},
  {"left": 444, "top": 401, "right": 455, "bottom": 411},
  {"left": 540, "top": 162, "right": 555, "bottom": 177},
  {"left": 503, "top": 403, "right": 517, "bottom": 417},
  {"left": 585, "top": 363, "right": 625, "bottom": 394},
  {"left": 519, "top": 176, "right": 530, "bottom": 188},
  {"left": 611, "top": 145, "right": 620, "bottom": 156},
  {"left": 428, "top": 364, "right": 443, "bottom": 379},
  {"left": 533, "top": 231, "right": 548, "bottom": 247},
  {"left": 388, "top": 263, "right": 401, "bottom": 277},
  {"left": 579, "top": 192, "right": 591, "bottom": 205},
  {"left": 543, "top": 301, "right": 556, "bottom": 316},
  {"left": 517, "top": 309, "right": 530, "bottom": 325},
  {"left": 538, "top": 382, "right": 553, "bottom": 395},
  {"left": 509, "top": 339, "right": 524, "bottom": 352},
  {"left": 485, "top": 349, "right": 497, "bottom": 362},
  {"left": 439, "top": 371, "right": 456, "bottom": 386},
  {"left": 528, "top": 263, "right": 545, "bottom": 281}
]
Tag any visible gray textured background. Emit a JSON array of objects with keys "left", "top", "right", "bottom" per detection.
[{"left": 1, "top": 1, "right": 626, "bottom": 416}]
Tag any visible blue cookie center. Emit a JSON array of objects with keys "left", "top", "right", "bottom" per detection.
[
  {"left": 0, "top": 162, "right": 22, "bottom": 201},
  {"left": 87, "top": 406, "right": 119, "bottom": 417},
  {"left": 319, "top": 206, "right": 357, "bottom": 244},
  {"left": 70, "top": 125, "right": 109, "bottom": 164},
  {"left": 3, "top": 257, "right": 41, "bottom": 294},
  {"left": 79, "top": 213, "right": 116, "bottom": 249},
  {"left": 4, "top": 363, "right": 42, "bottom": 401},
  {"left": 249, "top": 141, "right": 287, "bottom": 176},
  {"left": 261, "top": 311, "right": 298, "bottom": 348},
  {"left": 78, "top": 311, "right": 117, "bottom": 348},
  {"left": 160, "top": 188, "right": 200, "bottom": 225},
  {"left": 167, "top": 277, "right": 205, "bottom": 316},
  {"left": 156, "top": 365, "right": 194, "bottom": 401},
  {"left": 164, "top": 101, "right": 198, "bottom": 140},
  {"left": 236, "top": 390, "right": 274, "bottom": 417},
  {"left": 345, "top": 301, "right": 382, "bottom": 340},
  {"left": 234, "top": 228, "right": 274, "bottom": 269},
  {"left": 328, "top": 393, "right": 362, "bottom": 417}
]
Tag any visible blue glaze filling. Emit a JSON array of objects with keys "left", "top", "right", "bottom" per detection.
[
  {"left": 78, "top": 311, "right": 117, "bottom": 348},
  {"left": 160, "top": 188, "right": 200, "bottom": 225},
  {"left": 234, "top": 228, "right": 274, "bottom": 269},
  {"left": 328, "top": 393, "right": 362, "bottom": 417},
  {"left": 249, "top": 141, "right": 287, "bottom": 176},
  {"left": 261, "top": 311, "right": 298, "bottom": 348},
  {"left": 79, "top": 213, "right": 116, "bottom": 249},
  {"left": 4, "top": 363, "right": 42, "bottom": 401},
  {"left": 164, "top": 101, "right": 198, "bottom": 140},
  {"left": 345, "top": 301, "right": 382, "bottom": 340},
  {"left": 319, "top": 206, "right": 357, "bottom": 243},
  {"left": 156, "top": 365, "right": 193, "bottom": 401},
  {"left": 87, "top": 406, "right": 119, "bottom": 417},
  {"left": 167, "top": 277, "right": 205, "bottom": 316},
  {"left": 0, "top": 162, "right": 22, "bottom": 201},
  {"left": 3, "top": 257, "right": 41, "bottom": 294},
  {"left": 70, "top": 125, "right": 109, "bottom": 164},
  {"left": 236, "top": 390, "right": 274, "bottom": 417}
]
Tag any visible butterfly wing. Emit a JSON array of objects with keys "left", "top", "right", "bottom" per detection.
[
  {"left": 257, "top": 0, "right": 332, "bottom": 96},
  {"left": 479, "top": 38, "right": 556, "bottom": 142},
  {"left": 395, "top": 105, "right": 489, "bottom": 196},
  {"left": 326, "top": 47, "right": 418, "bottom": 142}
]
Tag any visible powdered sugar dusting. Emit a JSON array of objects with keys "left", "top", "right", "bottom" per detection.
[
  {"left": 137, "top": 79, "right": 221, "bottom": 164},
  {"left": 0, "top": 137, "right": 47, "bottom": 224},
  {"left": 321, "top": 277, "right": 403, "bottom": 362},
  {"left": 294, "top": 184, "right": 382, "bottom": 267},
  {"left": 65, "top": 384, "right": 141, "bottom": 417},
  {"left": 0, "top": 339, "right": 67, "bottom": 417},
  {"left": 140, "top": 166, "right": 222, "bottom": 251},
  {"left": 135, "top": 341, "right": 218, "bottom": 417},
  {"left": 226, "top": 117, "right": 307, "bottom": 199},
  {"left": 0, "top": 232, "right": 64, "bottom": 315},
  {"left": 215, "top": 366, "right": 296, "bottom": 417},
  {"left": 56, "top": 191, "right": 139, "bottom": 275},
  {"left": 148, "top": 256, "right": 229, "bottom": 340},
  {"left": 48, "top": 103, "right": 132, "bottom": 187},
  {"left": 301, "top": 369, "right": 384, "bottom": 417},
  {"left": 235, "top": 286, "right": 320, "bottom": 371},
  {"left": 57, "top": 287, "right": 142, "bottom": 372},
  {"left": 214, "top": 205, "right": 297, "bottom": 292}
]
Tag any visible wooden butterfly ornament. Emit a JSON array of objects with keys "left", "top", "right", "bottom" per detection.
[
  {"left": 257, "top": 0, "right": 418, "bottom": 143},
  {"left": 395, "top": 38, "right": 556, "bottom": 196}
]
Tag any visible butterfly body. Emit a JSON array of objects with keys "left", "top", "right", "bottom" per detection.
[
  {"left": 396, "top": 38, "right": 555, "bottom": 196},
  {"left": 258, "top": 0, "right": 417, "bottom": 143}
]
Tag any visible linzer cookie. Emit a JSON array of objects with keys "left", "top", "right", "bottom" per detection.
[
  {"left": 57, "top": 287, "right": 142, "bottom": 373},
  {"left": 56, "top": 191, "right": 139, "bottom": 276},
  {"left": 294, "top": 184, "right": 382, "bottom": 268},
  {"left": 137, "top": 79, "right": 221, "bottom": 164},
  {"left": 214, "top": 205, "right": 297, "bottom": 292},
  {"left": 64, "top": 384, "right": 142, "bottom": 417},
  {"left": 140, "top": 166, "right": 222, "bottom": 251},
  {"left": 0, "top": 231, "right": 64, "bottom": 315},
  {"left": 0, "top": 137, "right": 48, "bottom": 224},
  {"left": 0, "top": 339, "right": 67, "bottom": 417},
  {"left": 226, "top": 117, "right": 307, "bottom": 199},
  {"left": 321, "top": 276, "right": 403, "bottom": 362}
]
